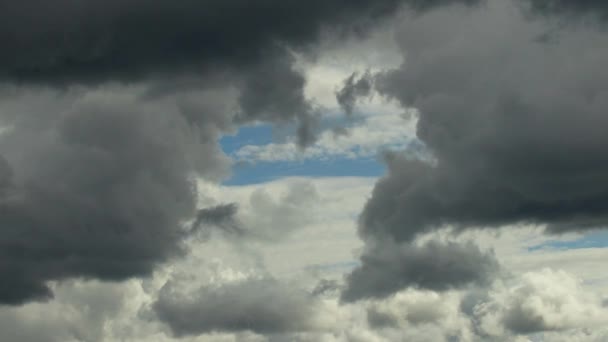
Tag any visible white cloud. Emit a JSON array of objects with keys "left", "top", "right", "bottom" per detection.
[{"left": 473, "top": 269, "right": 608, "bottom": 337}]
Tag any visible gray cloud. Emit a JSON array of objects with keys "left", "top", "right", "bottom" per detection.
[
  {"left": 0, "top": 88, "right": 231, "bottom": 305},
  {"left": 1, "top": 0, "right": 485, "bottom": 305},
  {"left": 341, "top": 240, "right": 499, "bottom": 302},
  {"left": 153, "top": 277, "right": 322, "bottom": 336},
  {"left": 357, "top": 0, "right": 608, "bottom": 246},
  {"left": 342, "top": 0, "right": 608, "bottom": 302},
  {"left": 0, "top": 0, "right": 482, "bottom": 148},
  {"left": 191, "top": 203, "right": 244, "bottom": 239},
  {"left": 233, "top": 48, "right": 320, "bottom": 147},
  {"left": 0, "top": 0, "right": 456, "bottom": 84},
  {"left": 0, "top": 0, "right": 483, "bottom": 148},
  {"left": 336, "top": 71, "right": 374, "bottom": 115},
  {"left": 0, "top": 279, "right": 131, "bottom": 342},
  {"left": 522, "top": 0, "right": 608, "bottom": 19}
]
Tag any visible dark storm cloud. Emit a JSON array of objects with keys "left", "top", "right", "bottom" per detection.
[
  {"left": 0, "top": 0, "right": 481, "bottom": 84},
  {"left": 0, "top": 0, "right": 483, "bottom": 146},
  {"left": 341, "top": 240, "right": 499, "bottom": 302},
  {"left": 0, "top": 89, "right": 231, "bottom": 305},
  {"left": 153, "top": 277, "right": 321, "bottom": 336},
  {"left": 356, "top": 0, "right": 608, "bottom": 245},
  {"left": 336, "top": 71, "right": 373, "bottom": 115},
  {"left": 341, "top": 0, "right": 608, "bottom": 301}
]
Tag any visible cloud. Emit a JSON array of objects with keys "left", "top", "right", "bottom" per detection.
[
  {"left": 341, "top": 239, "right": 500, "bottom": 302},
  {"left": 0, "top": 0, "right": 488, "bottom": 305},
  {"left": 522, "top": 0, "right": 608, "bottom": 19},
  {"left": 470, "top": 269, "right": 608, "bottom": 336},
  {"left": 152, "top": 275, "right": 325, "bottom": 336},
  {"left": 336, "top": 72, "right": 374, "bottom": 115},
  {"left": 355, "top": 0, "right": 608, "bottom": 244},
  {"left": 0, "top": 0, "right": 473, "bottom": 84},
  {"left": 191, "top": 203, "right": 244, "bottom": 238},
  {"left": 0, "top": 88, "right": 231, "bottom": 305}
]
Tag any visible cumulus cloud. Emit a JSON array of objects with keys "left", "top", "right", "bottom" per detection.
[
  {"left": 470, "top": 269, "right": 608, "bottom": 336},
  {"left": 153, "top": 275, "right": 326, "bottom": 336},
  {"left": 0, "top": 88, "right": 234, "bottom": 305},
  {"left": 342, "top": 239, "right": 499, "bottom": 302},
  {"left": 2, "top": 0, "right": 608, "bottom": 340},
  {"left": 338, "top": 0, "right": 608, "bottom": 300},
  {"left": 361, "top": 0, "right": 608, "bottom": 242},
  {"left": 0, "top": 0, "right": 482, "bottom": 305}
]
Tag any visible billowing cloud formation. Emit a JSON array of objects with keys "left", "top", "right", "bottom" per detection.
[
  {"left": 0, "top": 0, "right": 484, "bottom": 305},
  {"left": 0, "top": 0, "right": 483, "bottom": 147},
  {"left": 0, "top": 88, "right": 231, "bottom": 305},
  {"left": 341, "top": 0, "right": 608, "bottom": 301},
  {"left": 153, "top": 276, "right": 322, "bottom": 336},
  {"left": 341, "top": 240, "right": 499, "bottom": 302},
  {"left": 470, "top": 269, "right": 608, "bottom": 336},
  {"left": 359, "top": 0, "right": 608, "bottom": 244}
]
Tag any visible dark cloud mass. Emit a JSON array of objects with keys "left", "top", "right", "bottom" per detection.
[
  {"left": 0, "top": 91, "right": 230, "bottom": 305},
  {"left": 341, "top": 0, "right": 608, "bottom": 301},
  {"left": 0, "top": 0, "right": 482, "bottom": 147},
  {"left": 0, "top": 0, "right": 479, "bottom": 84},
  {"left": 153, "top": 277, "right": 321, "bottom": 336},
  {"left": 0, "top": 0, "right": 486, "bottom": 306},
  {"left": 358, "top": 0, "right": 608, "bottom": 244},
  {"left": 341, "top": 240, "right": 499, "bottom": 302}
]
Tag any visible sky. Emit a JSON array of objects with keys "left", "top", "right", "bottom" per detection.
[{"left": 1, "top": 0, "right": 608, "bottom": 341}]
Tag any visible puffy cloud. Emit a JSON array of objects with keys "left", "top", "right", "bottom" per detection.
[
  {"left": 0, "top": 0, "right": 488, "bottom": 305},
  {"left": 340, "top": 0, "right": 608, "bottom": 300},
  {"left": 152, "top": 273, "right": 328, "bottom": 336},
  {"left": 471, "top": 269, "right": 608, "bottom": 336},
  {"left": 362, "top": 0, "right": 608, "bottom": 242},
  {"left": 0, "top": 87, "right": 231, "bottom": 305},
  {"left": 342, "top": 239, "right": 499, "bottom": 302}
]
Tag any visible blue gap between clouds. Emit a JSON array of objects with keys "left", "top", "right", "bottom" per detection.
[
  {"left": 219, "top": 123, "right": 386, "bottom": 186},
  {"left": 528, "top": 231, "right": 608, "bottom": 251}
]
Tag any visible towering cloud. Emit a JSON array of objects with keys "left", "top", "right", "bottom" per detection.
[
  {"left": 0, "top": 89, "right": 232, "bottom": 305},
  {"left": 342, "top": 0, "right": 608, "bottom": 298}
]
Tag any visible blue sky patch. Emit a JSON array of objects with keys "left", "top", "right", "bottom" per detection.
[{"left": 528, "top": 231, "right": 608, "bottom": 252}]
